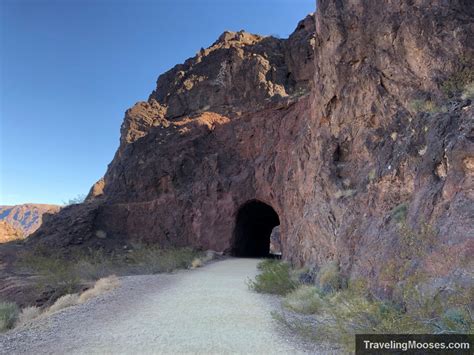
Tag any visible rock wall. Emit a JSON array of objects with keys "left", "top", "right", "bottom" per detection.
[{"left": 31, "top": 2, "right": 473, "bottom": 294}]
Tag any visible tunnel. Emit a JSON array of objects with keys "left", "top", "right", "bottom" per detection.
[{"left": 232, "top": 200, "right": 280, "bottom": 257}]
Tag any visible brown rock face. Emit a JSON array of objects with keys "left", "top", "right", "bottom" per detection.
[
  {"left": 29, "top": 2, "right": 473, "bottom": 294},
  {"left": 0, "top": 204, "right": 60, "bottom": 239}
]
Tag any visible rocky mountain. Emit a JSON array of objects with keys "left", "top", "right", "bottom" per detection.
[
  {"left": 0, "top": 221, "right": 24, "bottom": 243},
  {"left": 0, "top": 204, "right": 61, "bottom": 239},
  {"left": 26, "top": 0, "right": 473, "bottom": 296}
]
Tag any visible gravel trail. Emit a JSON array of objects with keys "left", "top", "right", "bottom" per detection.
[{"left": 0, "top": 258, "right": 314, "bottom": 354}]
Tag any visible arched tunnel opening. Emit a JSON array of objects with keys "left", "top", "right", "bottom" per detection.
[{"left": 232, "top": 200, "right": 280, "bottom": 257}]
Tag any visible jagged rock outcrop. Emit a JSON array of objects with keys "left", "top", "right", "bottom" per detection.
[
  {"left": 27, "top": 2, "right": 473, "bottom": 296},
  {"left": 0, "top": 204, "right": 61, "bottom": 239}
]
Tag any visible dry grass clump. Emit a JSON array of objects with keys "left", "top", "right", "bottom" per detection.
[
  {"left": 16, "top": 306, "right": 42, "bottom": 327},
  {"left": 190, "top": 250, "right": 219, "bottom": 269},
  {"left": 78, "top": 275, "right": 120, "bottom": 304},
  {"left": 4, "top": 275, "right": 121, "bottom": 332},
  {"left": 191, "top": 258, "right": 203, "bottom": 269},
  {"left": 47, "top": 293, "right": 80, "bottom": 314},
  {"left": 0, "top": 302, "right": 19, "bottom": 331}
]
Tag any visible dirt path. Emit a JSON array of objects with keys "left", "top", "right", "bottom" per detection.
[{"left": 0, "top": 258, "right": 315, "bottom": 354}]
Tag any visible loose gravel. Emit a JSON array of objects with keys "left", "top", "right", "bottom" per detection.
[{"left": 0, "top": 258, "right": 326, "bottom": 354}]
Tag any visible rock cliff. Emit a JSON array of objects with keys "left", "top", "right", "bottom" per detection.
[{"left": 28, "top": 1, "right": 473, "bottom": 295}]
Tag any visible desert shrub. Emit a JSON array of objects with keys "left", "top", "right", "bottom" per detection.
[
  {"left": 0, "top": 302, "right": 19, "bottom": 331},
  {"left": 318, "top": 261, "right": 346, "bottom": 293},
  {"left": 17, "top": 306, "right": 42, "bottom": 327},
  {"left": 290, "top": 266, "right": 316, "bottom": 284},
  {"left": 78, "top": 275, "right": 120, "bottom": 304},
  {"left": 283, "top": 286, "right": 325, "bottom": 314},
  {"left": 248, "top": 260, "right": 298, "bottom": 295}
]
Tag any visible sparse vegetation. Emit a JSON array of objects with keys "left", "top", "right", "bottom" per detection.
[
  {"left": 274, "top": 272, "right": 473, "bottom": 352},
  {"left": 0, "top": 302, "right": 19, "bottom": 331},
  {"left": 126, "top": 245, "right": 199, "bottom": 274},
  {"left": 409, "top": 99, "right": 443, "bottom": 113},
  {"left": 252, "top": 224, "right": 472, "bottom": 352},
  {"left": 62, "top": 194, "right": 87, "bottom": 206},
  {"left": 16, "top": 244, "right": 202, "bottom": 308},
  {"left": 1, "top": 275, "right": 122, "bottom": 332},
  {"left": 17, "top": 254, "right": 82, "bottom": 303}
]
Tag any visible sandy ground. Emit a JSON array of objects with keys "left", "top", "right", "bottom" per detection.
[{"left": 0, "top": 258, "right": 323, "bottom": 354}]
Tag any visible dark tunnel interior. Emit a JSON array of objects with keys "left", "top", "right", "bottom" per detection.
[{"left": 232, "top": 200, "right": 280, "bottom": 257}]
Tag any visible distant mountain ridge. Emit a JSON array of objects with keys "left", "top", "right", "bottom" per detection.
[{"left": 0, "top": 204, "right": 61, "bottom": 239}]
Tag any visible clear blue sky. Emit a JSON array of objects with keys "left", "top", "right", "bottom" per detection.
[{"left": 0, "top": 0, "right": 315, "bottom": 206}]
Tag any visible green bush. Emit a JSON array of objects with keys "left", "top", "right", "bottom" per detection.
[
  {"left": 0, "top": 302, "right": 19, "bottom": 332},
  {"left": 257, "top": 258, "right": 279, "bottom": 271},
  {"left": 283, "top": 285, "right": 324, "bottom": 314},
  {"left": 248, "top": 260, "right": 298, "bottom": 295}
]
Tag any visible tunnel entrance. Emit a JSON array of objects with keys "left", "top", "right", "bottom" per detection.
[{"left": 232, "top": 200, "right": 280, "bottom": 257}]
